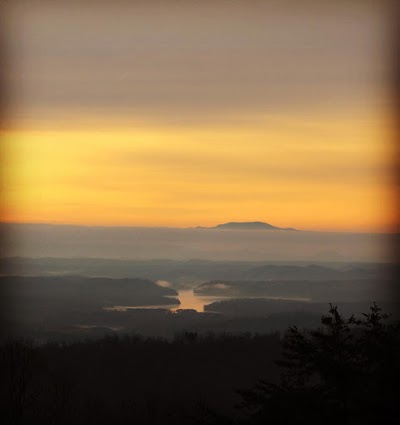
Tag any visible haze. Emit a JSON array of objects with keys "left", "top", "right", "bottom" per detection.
[{"left": 2, "top": 222, "right": 395, "bottom": 262}]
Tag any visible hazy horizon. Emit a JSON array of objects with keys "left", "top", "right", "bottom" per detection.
[
  {"left": 2, "top": 222, "right": 396, "bottom": 262},
  {"left": 1, "top": 220, "right": 399, "bottom": 234}
]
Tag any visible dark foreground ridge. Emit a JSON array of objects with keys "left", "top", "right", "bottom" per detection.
[
  {"left": 201, "top": 221, "right": 297, "bottom": 230},
  {"left": 1, "top": 304, "right": 399, "bottom": 425}
]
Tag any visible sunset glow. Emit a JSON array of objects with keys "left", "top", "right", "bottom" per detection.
[
  {"left": 1, "top": 1, "right": 397, "bottom": 232},
  {"left": 2, "top": 109, "right": 396, "bottom": 232}
]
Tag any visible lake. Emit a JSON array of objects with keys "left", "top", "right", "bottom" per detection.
[
  {"left": 106, "top": 289, "right": 311, "bottom": 312},
  {"left": 106, "top": 289, "right": 228, "bottom": 312}
]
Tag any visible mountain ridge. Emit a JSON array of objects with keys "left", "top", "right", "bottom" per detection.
[{"left": 198, "top": 221, "right": 297, "bottom": 231}]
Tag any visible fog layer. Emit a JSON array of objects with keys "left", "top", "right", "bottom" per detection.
[{"left": 2, "top": 223, "right": 395, "bottom": 262}]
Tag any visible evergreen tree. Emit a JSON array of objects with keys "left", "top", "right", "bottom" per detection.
[{"left": 239, "top": 303, "right": 400, "bottom": 425}]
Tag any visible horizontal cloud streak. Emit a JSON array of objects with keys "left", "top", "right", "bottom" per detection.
[{"left": 4, "top": 0, "right": 389, "bottom": 126}]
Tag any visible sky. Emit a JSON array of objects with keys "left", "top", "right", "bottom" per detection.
[{"left": 1, "top": 0, "right": 397, "bottom": 232}]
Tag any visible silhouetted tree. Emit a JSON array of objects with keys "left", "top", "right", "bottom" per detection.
[
  {"left": 0, "top": 340, "right": 36, "bottom": 425},
  {"left": 239, "top": 303, "right": 400, "bottom": 425}
]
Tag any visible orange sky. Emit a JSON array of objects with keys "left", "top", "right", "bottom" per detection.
[
  {"left": 2, "top": 109, "right": 396, "bottom": 232},
  {"left": 1, "top": 1, "right": 397, "bottom": 232}
]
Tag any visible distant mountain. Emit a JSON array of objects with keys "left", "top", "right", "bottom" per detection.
[{"left": 208, "top": 221, "right": 297, "bottom": 231}]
